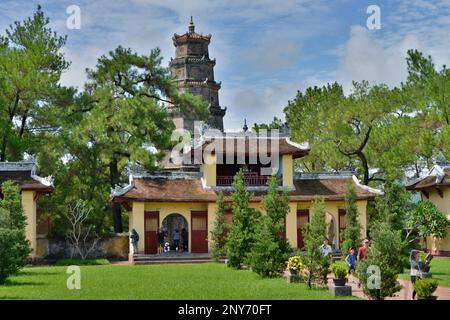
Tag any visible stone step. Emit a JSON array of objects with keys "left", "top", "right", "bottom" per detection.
[
  {"left": 133, "top": 255, "right": 211, "bottom": 261},
  {"left": 134, "top": 259, "right": 213, "bottom": 265}
]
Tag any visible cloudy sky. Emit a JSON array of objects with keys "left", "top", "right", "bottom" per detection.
[{"left": 0, "top": 0, "right": 449, "bottom": 129}]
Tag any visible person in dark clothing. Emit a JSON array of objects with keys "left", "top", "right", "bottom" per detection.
[
  {"left": 157, "top": 228, "right": 165, "bottom": 254},
  {"left": 130, "top": 229, "right": 139, "bottom": 254},
  {"left": 181, "top": 228, "right": 188, "bottom": 252},
  {"left": 346, "top": 247, "right": 356, "bottom": 275},
  {"left": 173, "top": 229, "right": 180, "bottom": 251},
  {"left": 410, "top": 249, "right": 422, "bottom": 300}
]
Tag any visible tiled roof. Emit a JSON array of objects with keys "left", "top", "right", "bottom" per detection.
[
  {"left": 112, "top": 175, "right": 380, "bottom": 203},
  {"left": 190, "top": 136, "right": 310, "bottom": 160},
  {"left": 172, "top": 32, "right": 211, "bottom": 44},
  {"left": 0, "top": 162, "right": 54, "bottom": 192},
  {"left": 406, "top": 166, "right": 450, "bottom": 190}
]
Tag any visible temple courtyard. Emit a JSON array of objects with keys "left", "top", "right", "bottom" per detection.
[{"left": 0, "top": 258, "right": 449, "bottom": 300}]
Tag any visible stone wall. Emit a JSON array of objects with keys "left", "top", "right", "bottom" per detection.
[{"left": 36, "top": 233, "right": 129, "bottom": 260}]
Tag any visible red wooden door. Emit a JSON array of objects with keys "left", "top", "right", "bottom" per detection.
[
  {"left": 144, "top": 211, "right": 159, "bottom": 254},
  {"left": 191, "top": 211, "right": 208, "bottom": 253},
  {"left": 297, "top": 209, "right": 309, "bottom": 249}
]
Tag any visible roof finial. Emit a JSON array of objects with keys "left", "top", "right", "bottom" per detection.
[
  {"left": 243, "top": 119, "right": 248, "bottom": 132},
  {"left": 189, "top": 16, "right": 195, "bottom": 33}
]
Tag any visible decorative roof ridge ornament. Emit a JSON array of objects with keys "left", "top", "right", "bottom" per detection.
[
  {"left": 296, "top": 171, "right": 356, "bottom": 180},
  {"left": 285, "top": 138, "right": 309, "bottom": 150},
  {"left": 428, "top": 164, "right": 446, "bottom": 184},
  {"left": 111, "top": 174, "right": 135, "bottom": 197},
  {"left": 352, "top": 175, "right": 384, "bottom": 195},
  {"left": 0, "top": 161, "right": 35, "bottom": 171},
  {"left": 243, "top": 119, "right": 248, "bottom": 132},
  {"left": 189, "top": 15, "right": 195, "bottom": 33},
  {"left": 0, "top": 160, "right": 53, "bottom": 186}
]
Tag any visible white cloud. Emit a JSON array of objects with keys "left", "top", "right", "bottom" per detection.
[
  {"left": 336, "top": 25, "right": 425, "bottom": 93},
  {"left": 222, "top": 76, "right": 332, "bottom": 130}
]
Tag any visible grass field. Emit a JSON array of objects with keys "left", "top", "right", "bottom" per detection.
[
  {"left": 398, "top": 257, "right": 450, "bottom": 288},
  {"left": 0, "top": 262, "right": 357, "bottom": 300}
]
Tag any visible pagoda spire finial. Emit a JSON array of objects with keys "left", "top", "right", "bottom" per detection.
[
  {"left": 189, "top": 16, "right": 195, "bottom": 33},
  {"left": 243, "top": 119, "right": 248, "bottom": 132}
]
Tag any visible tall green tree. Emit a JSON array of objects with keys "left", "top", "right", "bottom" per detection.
[
  {"left": 68, "top": 46, "right": 208, "bottom": 232},
  {"left": 247, "top": 176, "right": 292, "bottom": 277},
  {"left": 404, "top": 49, "right": 450, "bottom": 161},
  {"left": 302, "top": 196, "right": 329, "bottom": 288},
  {"left": 226, "top": 171, "right": 261, "bottom": 269},
  {"left": 0, "top": 5, "right": 70, "bottom": 161},
  {"left": 341, "top": 184, "right": 362, "bottom": 254},
  {"left": 357, "top": 222, "right": 404, "bottom": 300},
  {"left": 284, "top": 74, "right": 425, "bottom": 184},
  {"left": 0, "top": 181, "right": 31, "bottom": 283},
  {"left": 210, "top": 191, "right": 227, "bottom": 261},
  {"left": 405, "top": 200, "right": 450, "bottom": 246},
  {"left": 252, "top": 117, "right": 284, "bottom": 133},
  {"left": 374, "top": 181, "right": 412, "bottom": 232}
]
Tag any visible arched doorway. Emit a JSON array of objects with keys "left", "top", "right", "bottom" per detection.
[
  {"left": 325, "top": 212, "right": 337, "bottom": 250},
  {"left": 162, "top": 213, "right": 189, "bottom": 251}
]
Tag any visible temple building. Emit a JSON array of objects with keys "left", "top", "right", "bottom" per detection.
[
  {"left": 407, "top": 164, "right": 450, "bottom": 256},
  {"left": 111, "top": 18, "right": 383, "bottom": 262},
  {"left": 168, "top": 17, "right": 226, "bottom": 132},
  {"left": 0, "top": 161, "right": 53, "bottom": 258}
]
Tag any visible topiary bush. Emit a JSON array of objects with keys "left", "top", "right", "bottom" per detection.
[
  {"left": 331, "top": 263, "right": 348, "bottom": 279},
  {"left": 0, "top": 181, "right": 32, "bottom": 284},
  {"left": 414, "top": 278, "right": 438, "bottom": 298}
]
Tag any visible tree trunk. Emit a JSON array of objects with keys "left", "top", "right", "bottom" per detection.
[
  {"left": 357, "top": 151, "right": 370, "bottom": 185},
  {"left": 109, "top": 159, "right": 123, "bottom": 233},
  {"left": 1, "top": 93, "right": 20, "bottom": 161}
]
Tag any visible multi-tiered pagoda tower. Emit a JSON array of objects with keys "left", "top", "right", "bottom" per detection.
[{"left": 169, "top": 17, "right": 226, "bottom": 132}]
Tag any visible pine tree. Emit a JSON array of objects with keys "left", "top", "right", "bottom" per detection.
[
  {"left": 341, "top": 184, "right": 362, "bottom": 254},
  {"left": 226, "top": 171, "right": 260, "bottom": 269},
  {"left": 247, "top": 176, "right": 292, "bottom": 277},
  {"left": 0, "top": 181, "right": 31, "bottom": 283},
  {"left": 302, "top": 196, "right": 329, "bottom": 288},
  {"left": 210, "top": 192, "right": 227, "bottom": 261},
  {"left": 356, "top": 222, "right": 404, "bottom": 299},
  {"left": 374, "top": 180, "right": 412, "bottom": 232}
]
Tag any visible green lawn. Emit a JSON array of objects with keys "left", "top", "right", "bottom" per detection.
[
  {"left": 0, "top": 262, "right": 356, "bottom": 300},
  {"left": 399, "top": 257, "right": 450, "bottom": 288}
]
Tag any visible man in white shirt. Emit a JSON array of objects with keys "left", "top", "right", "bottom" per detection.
[{"left": 320, "top": 238, "right": 333, "bottom": 257}]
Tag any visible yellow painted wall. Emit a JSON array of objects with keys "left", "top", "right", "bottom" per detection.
[
  {"left": 297, "top": 200, "right": 367, "bottom": 249},
  {"left": 129, "top": 202, "right": 208, "bottom": 253},
  {"left": 22, "top": 191, "right": 36, "bottom": 258},
  {"left": 282, "top": 154, "right": 293, "bottom": 188},
  {"left": 207, "top": 202, "right": 217, "bottom": 251},
  {"left": 130, "top": 202, "right": 145, "bottom": 253},
  {"left": 202, "top": 153, "right": 216, "bottom": 187},
  {"left": 129, "top": 199, "right": 369, "bottom": 253},
  {"left": 421, "top": 188, "right": 450, "bottom": 253},
  {"left": 286, "top": 202, "right": 298, "bottom": 248}
]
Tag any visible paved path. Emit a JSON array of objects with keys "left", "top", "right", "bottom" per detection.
[{"left": 327, "top": 275, "right": 450, "bottom": 300}]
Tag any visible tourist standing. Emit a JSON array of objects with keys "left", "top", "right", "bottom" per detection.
[
  {"left": 181, "top": 228, "right": 188, "bottom": 252},
  {"left": 345, "top": 247, "right": 356, "bottom": 275},
  {"left": 157, "top": 228, "right": 165, "bottom": 254},
  {"left": 130, "top": 229, "right": 139, "bottom": 254},
  {"left": 173, "top": 229, "right": 181, "bottom": 251},
  {"left": 410, "top": 249, "right": 422, "bottom": 300},
  {"left": 357, "top": 239, "right": 369, "bottom": 261},
  {"left": 319, "top": 238, "right": 333, "bottom": 257},
  {"left": 356, "top": 239, "right": 369, "bottom": 287}
]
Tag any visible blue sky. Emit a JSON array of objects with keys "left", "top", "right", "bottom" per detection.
[{"left": 0, "top": 0, "right": 449, "bottom": 129}]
